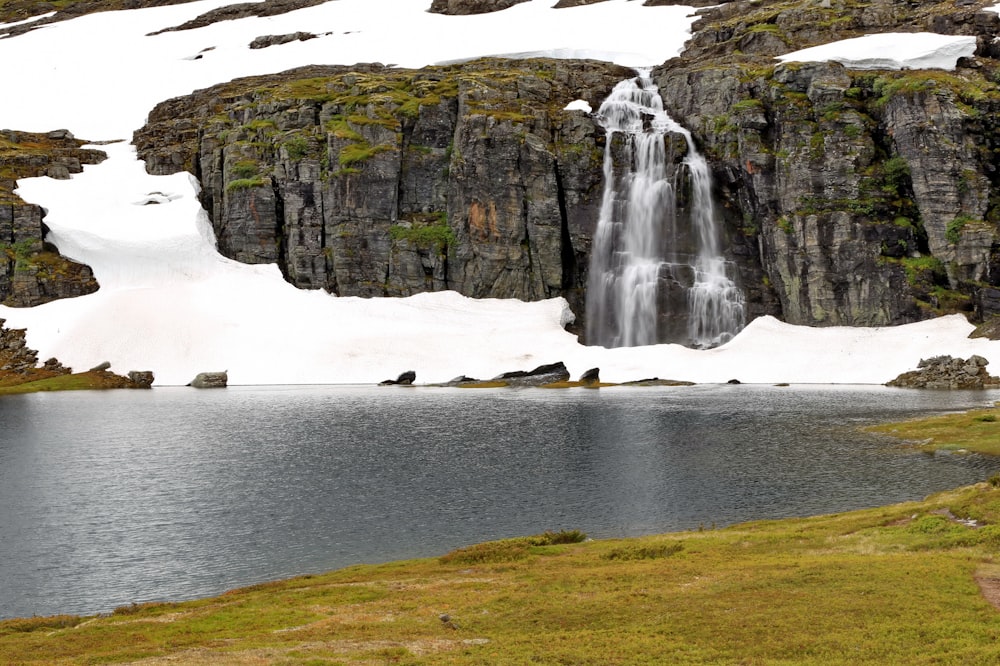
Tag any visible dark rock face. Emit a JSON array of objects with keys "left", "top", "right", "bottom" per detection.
[
  {"left": 654, "top": 0, "right": 1000, "bottom": 327},
  {"left": 1, "top": 130, "right": 103, "bottom": 307},
  {"left": 0, "top": 318, "right": 46, "bottom": 374},
  {"left": 249, "top": 32, "right": 318, "bottom": 50},
  {"left": 188, "top": 371, "right": 228, "bottom": 388},
  {"left": 148, "top": 0, "right": 332, "bottom": 34},
  {"left": 971, "top": 315, "right": 1000, "bottom": 340},
  {"left": 887, "top": 355, "right": 1000, "bottom": 389},
  {"left": 134, "top": 59, "right": 630, "bottom": 334},
  {"left": 428, "top": 0, "right": 530, "bottom": 15}
]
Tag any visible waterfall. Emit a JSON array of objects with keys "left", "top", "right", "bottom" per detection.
[{"left": 586, "top": 72, "right": 745, "bottom": 349}]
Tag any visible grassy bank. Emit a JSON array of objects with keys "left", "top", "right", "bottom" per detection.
[
  {"left": 0, "top": 370, "right": 142, "bottom": 395},
  {"left": 4, "top": 408, "right": 1000, "bottom": 664},
  {"left": 868, "top": 401, "right": 1000, "bottom": 455}
]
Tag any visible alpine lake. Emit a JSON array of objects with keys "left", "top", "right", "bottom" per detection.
[{"left": 1, "top": 383, "right": 998, "bottom": 620}]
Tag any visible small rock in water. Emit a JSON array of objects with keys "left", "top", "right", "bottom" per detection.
[
  {"left": 379, "top": 370, "right": 416, "bottom": 386},
  {"left": 128, "top": 371, "right": 155, "bottom": 388},
  {"left": 579, "top": 367, "right": 600, "bottom": 385},
  {"left": 188, "top": 371, "right": 228, "bottom": 389}
]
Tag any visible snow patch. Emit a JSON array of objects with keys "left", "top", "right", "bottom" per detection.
[
  {"left": 564, "top": 99, "right": 592, "bottom": 113},
  {"left": 777, "top": 32, "right": 977, "bottom": 71}
]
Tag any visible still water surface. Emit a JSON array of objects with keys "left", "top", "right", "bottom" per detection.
[{"left": 1, "top": 384, "right": 999, "bottom": 619}]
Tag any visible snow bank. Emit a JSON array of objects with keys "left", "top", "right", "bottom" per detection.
[
  {"left": 0, "top": 0, "right": 696, "bottom": 139},
  {"left": 777, "top": 33, "right": 977, "bottom": 71}
]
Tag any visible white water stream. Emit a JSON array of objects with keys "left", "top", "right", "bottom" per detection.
[{"left": 586, "top": 72, "right": 745, "bottom": 348}]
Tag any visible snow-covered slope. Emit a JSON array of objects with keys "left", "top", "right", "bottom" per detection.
[{"left": 1, "top": 0, "right": 997, "bottom": 385}]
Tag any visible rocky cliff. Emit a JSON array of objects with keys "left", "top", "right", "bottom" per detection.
[
  {"left": 126, "top": 0, "right": 1000, "bottom": 339},
  {"left": 0, "top": 130, "right": 103, "bottom": 307},
  {"left": 134, "top": 59, "right": 631, "bottom": 331},
  {"left": 655, "top": 0, "right": 1000, "bottom": 327}
]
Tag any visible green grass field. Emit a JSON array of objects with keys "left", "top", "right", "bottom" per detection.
[{"left": 3, "top": 403, "right": 1000, "bottom": 664}]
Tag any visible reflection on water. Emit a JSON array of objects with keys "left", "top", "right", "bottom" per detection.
[{"left": 1, "top": 384, "right": 998, "bottom": 619}]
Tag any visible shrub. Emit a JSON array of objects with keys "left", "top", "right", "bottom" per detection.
[
  {"left": 283, "top": 136, "right": 310, "bottom": 160},
  {"left": 225, "top": 177, "right": 268, "bottom": 192},
  {"left": 603, "top": 542, "right": 684, "bottom": 561},
  {"left": 228, "top": 160, "right": 259, "bottom": 179}
]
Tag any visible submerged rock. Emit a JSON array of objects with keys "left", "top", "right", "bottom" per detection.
[{"left": 886, "top": 355, "right": 1000, "bottom": 389}]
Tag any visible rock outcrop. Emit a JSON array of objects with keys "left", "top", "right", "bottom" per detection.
[
  {"left": 428, "top": 0, "right": 530, "bottom": 15},
  {"left": 886, "top": 355, "right": 1000, "bottom": 389},
  {"left": 134, "top": 59, "right": 631, "bottom": 334},
  {"left": 0, "top": 318, "right": 56, "bottom": 376},
  {"left": 188, "top": 371, "right": 228, "bottom": 388},
  {"left": 1, "top": 130, "right": 103, "bottom": 307},
  {"left": 1, "top": 318, "right": 152, "bottom": 389}
]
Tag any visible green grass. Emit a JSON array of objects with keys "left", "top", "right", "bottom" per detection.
[
  {"left": 0, "top": 370, "right": 133, "bottom": 395},
  {"left": 868, "top": 402, "right": 1000, "bottom": 454}
]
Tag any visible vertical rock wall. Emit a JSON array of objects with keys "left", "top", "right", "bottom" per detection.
[{"left": 135, "top": 60, "right": 630, "bottom": 333}]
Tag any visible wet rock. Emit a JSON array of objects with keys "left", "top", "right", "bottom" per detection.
[
  {"left": 578, "top": 367, "right": 600, "bottom": 385},
  {"left": 491, "top": 361, "right": 570, "bottom": 386},
  {"left": 379, "top": 370, "right": 416, "bottom": 386}
]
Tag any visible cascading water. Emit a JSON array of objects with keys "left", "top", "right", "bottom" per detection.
[{"left": 586, "top": 71, "right": 745, "bottom": 349}]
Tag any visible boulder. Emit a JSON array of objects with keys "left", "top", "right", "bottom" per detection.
[
  {"left": 491, "top": 361, "right": 570, "bottom": 386},
  {"left": 578, "top": 367, "right": 600, "bottom": 385},
  {"left": 188, "top": 371, "right": 228, "bottom": 388},
  {"left": 886, "top": 355, "right": 1000, "bottom": 389},
  {"left": 128, "top": 371, "right": 155, "bottom": 388},
  {"left": 379, "top": 370, "right": 416, "bottom": 386}
]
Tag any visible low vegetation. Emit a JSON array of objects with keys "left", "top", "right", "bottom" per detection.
[
  {"left": 3, "top": 405, "right": 1000, "bottom": 663},
  {"left": 0, "top": 369, "right": 141, "bottom": 394},
  {"left": 868, "top": 401, "right": 1000, "bottom": 455}
]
